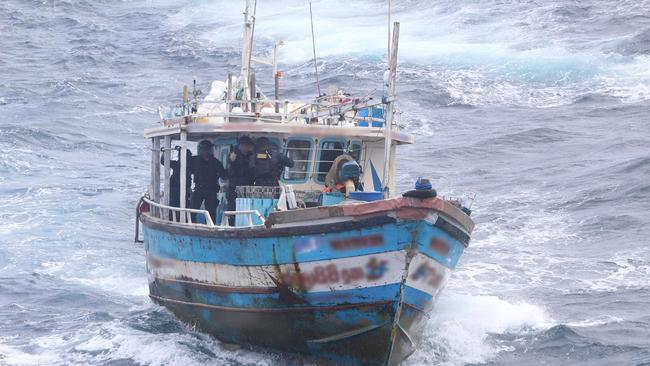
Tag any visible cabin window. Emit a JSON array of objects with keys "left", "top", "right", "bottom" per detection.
[
  {"left": 316, "top": 139, "right": 346, "bottom": 183},
  {"left": 283, "top": 138, "right": 312, "bottom": 182}
]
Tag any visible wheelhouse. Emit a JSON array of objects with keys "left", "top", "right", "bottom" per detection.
[{"left": 144, "top": 118, "right": 414, "bottom": 226}]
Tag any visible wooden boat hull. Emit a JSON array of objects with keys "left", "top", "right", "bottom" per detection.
[{"left": 141, "top": 197, "right": 473, "bottom": 365}]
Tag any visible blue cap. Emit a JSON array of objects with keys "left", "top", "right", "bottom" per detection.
[{"left": 415, "top": 177, "right": 432, "bottom": 191}]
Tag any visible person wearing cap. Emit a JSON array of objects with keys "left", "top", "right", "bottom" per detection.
[
  {"left": 189, "top": 140, "right": 227, "bottom": 222},
  {"left": 252, "top": 137, "right": 294, "bottom": 187},
  {"left": 402, "top": 177, "right": 437, "bottom": 199},
  {"left": 160, "top": 147, "right": 192, "bottom": 220},
  {"left": 226, "top": 136, "right": 255, "bottom": 225}
]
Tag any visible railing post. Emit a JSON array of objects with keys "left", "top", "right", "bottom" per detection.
[
  {"left": 226, "top": 72, "right": 232, "bottom": 124},
  {"left": 179, "top": 129, "right": 188, "bottom": 223},
  {"left": 283, "top": 101, "right": 288, "bottom": 123},
  {"left": 249, "top": 72, "right": 256, "bottom": 114},
  {"left": 152, "top": 137, "right": 161, "bottom": 217},
  {"left": 163, "top": 136, "right": 171, "bottom": 219}
]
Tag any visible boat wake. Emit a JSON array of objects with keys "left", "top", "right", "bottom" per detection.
[{"left": 407, "top": 294, "right": 552, "bottom": 366}]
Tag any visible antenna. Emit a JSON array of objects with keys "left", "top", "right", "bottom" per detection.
[
  {"left": 309, "top": 2, "right": 322, "bottom": 97},
  {"left": 387, "top": 0, "right": 391, "bottom": 59}
]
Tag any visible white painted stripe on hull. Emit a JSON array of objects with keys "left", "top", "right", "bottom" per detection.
[
  {"left": 404, "top": 253, "right": 451, "bottom": 298},
  {"left": 148, "top": 251, "right": 409, "bottom": 293}
]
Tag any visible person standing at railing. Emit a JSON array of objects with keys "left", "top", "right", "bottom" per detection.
[
  {"left": 226, "top": 136, "right": 255, "bottom": 225},
  {"left": 253, "top": 137, "right": 294, "bottom": 187},
  {"left": 189, "top": 140, "right": 226, "bottom": 223},
  {"left": 161, "top": 147, "right": 192, "bottom": 221}
]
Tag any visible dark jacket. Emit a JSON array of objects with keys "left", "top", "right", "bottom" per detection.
[
  {"left": 253, "top": 151, "right": 294, "bottom": 186},
  {"left": 190, "top": 155, "right": 226, "bottom": 192},
  {"left": 228, "top": 148, "right": 255, "bottom": 187}
]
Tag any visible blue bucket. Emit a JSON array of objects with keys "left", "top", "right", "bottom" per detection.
[{"left": 349, "top": 191, "right": 383, "bottom": 202}]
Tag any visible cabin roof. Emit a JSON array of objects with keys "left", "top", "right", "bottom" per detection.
[{"left": 144, "top": 121, "right": 415, "bottom": 144}]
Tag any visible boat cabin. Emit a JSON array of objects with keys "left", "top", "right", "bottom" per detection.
[{"left": 144, "top": 107, "right": 414, "bottom": 227}]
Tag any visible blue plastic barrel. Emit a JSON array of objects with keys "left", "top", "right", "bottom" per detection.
[{"left": 349, "top": 191, "right": 384, "bottom": 202}]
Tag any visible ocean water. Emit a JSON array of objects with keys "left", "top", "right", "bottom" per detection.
[{"left": 1, "top": 0, "right": 649, "bottom": 365}]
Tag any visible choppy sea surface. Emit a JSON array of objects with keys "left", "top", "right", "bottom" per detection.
[{"left": 1, "top": 1, "right": 650, "bottom": 365}]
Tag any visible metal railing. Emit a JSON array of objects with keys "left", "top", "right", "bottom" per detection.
[
  {"left": 159, "top": 96, "right": 391, "bottom": 127},
  {"left": 221, "top": 210, "right": 266, "bottom": 227},
  {"left": 142, "top": 196, "right": 215, "bottom": 226},
  {"left": 140, "top": 197, "right": 265, "bottom": 229}
]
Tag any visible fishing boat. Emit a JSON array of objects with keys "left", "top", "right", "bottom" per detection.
[{"left": 135, "top": 3, "right": 475, "bottom": 365}]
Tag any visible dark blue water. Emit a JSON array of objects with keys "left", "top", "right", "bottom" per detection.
[{"left": 1, "top": 1, "right": 649, "bottom": 365}]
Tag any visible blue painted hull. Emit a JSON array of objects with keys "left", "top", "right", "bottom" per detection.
[{"left": 142, "top": 206, "right": 470, "bottom": 365}]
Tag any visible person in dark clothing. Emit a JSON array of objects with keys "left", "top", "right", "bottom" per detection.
[
  {"left": 160, "top": 147, "right": 192, "bottom": 220},
  {"left": 226, "top": 136, "right": 255, "bottom": 225},
  {"left": 189, "top": 140, "right": 227, "bottom": 223},
  {"left": 253, "top": 137, "right": 294, "bottom": 187}
]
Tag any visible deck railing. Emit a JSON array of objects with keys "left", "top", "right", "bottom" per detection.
[
  {"left": 142, "top": 197, "right": 215, "bottom": 226},
  {"left": 158, "top": 96, "right": 390, "bottom": 127},
  {"left": 221, "top": 210, "right": 266, "bottom": 227},
  {"left": 139, "top": 197, "right": 265, "bottom": 229}
]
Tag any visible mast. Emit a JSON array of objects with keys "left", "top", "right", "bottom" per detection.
[
  {"left": 273, "top": 41, "right": 283, "bottom": 112},
  {"left": 382, "top": 22, "right": 400, "bottom": 195},
  {"left": 309, "top": 2, "right": 321, "bottom": 97},
  {"left": 240, "top": 0, "right": 256, "bottom": 109},
  {"left": 387, "top": 0, "right": 391, "bottom": 59}
]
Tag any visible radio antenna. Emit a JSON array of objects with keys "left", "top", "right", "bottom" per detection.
[
  {"left": 309, "top": 2, "right": 322, "bottom": 97},
  {"left": 387, "top": 0, "right": 391, "bottom": 59}
]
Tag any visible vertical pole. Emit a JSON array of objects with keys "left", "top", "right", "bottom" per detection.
[
  {"left": 249, "top": 72, "right": 256, "bottom": 113},
  {"left": 150, "top": 138, "right": 155, "bottom": 198},
  {"left": 152, "top": 137, "right": 161, "bottom": 217},
  {"left": 274, "top": 42, "right": 280, "bottom": 113},
  {"left": 182, "top": 84, "right": 189, "bottom": 114},
  {"left": 226, "top": 72, "right": 232, "bottom": 124},
  {"left": 179, "top": 129, "right": 188, "bottom": 223},
  {"left": 163, "top": 136, "right": 171, "bottom": 218},
  {"left": 387, "top": 0, "right": 391, "bottom": 60},
  {"left": 240, "top": 0, "right": 256, "bottom": 112},
  {"left": 309, "top": 2, "right": 321, "bottom": 97},
  {"left": 240, "top": 0, "right": 251, "bottom": 89},
  {"left": 382, "top": 22, "right": 399, "bottom": 197},
  {"left": 274, "top": 75, "right": 280, "bottom": 113}
]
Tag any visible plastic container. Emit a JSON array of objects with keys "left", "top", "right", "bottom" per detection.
[
  {"left": 319, "top": 192, "right": 345, "bottom": 206},
  {"left": 349, "top": 191, "right": 384, "bottom": 202},
  {"left": 235, "top": 198, "right": 278, "bottom": 226}
]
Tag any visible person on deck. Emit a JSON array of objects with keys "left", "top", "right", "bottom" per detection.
[
  {"left": 226, "top": 136, "right": 255, "bottom": 225},
  {"left": 160, "top": 147, "right": 192, "bottom": 220},
  {"left": 252, "top": 137, "right": 294, "bottom": 187},
  {"left": 189, "top": 140, "right": 227, "bottom": 223}
]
